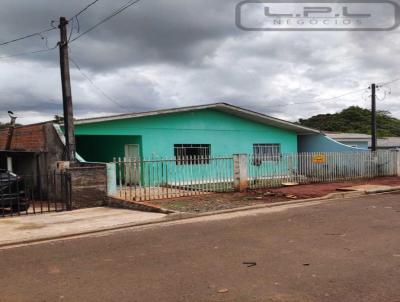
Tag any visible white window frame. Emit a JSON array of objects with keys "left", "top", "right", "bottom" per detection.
[{"left": 253, "top": 143, "right": 281, "bottom": 165}]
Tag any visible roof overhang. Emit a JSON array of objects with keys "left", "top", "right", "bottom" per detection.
[{"left": 74, "top": 103, "right": 319, "bottom": 135}]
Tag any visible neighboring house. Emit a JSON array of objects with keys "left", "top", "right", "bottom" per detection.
[
  {"left": 74, "top": 103, "right": 362, "bottom": 162},
  {"left": 0, "top": 122, "right": 66, "bottom": 176},
  {"left": 325, "top": 132, "right": 400, "bottom": 150},
  {"left": 372, "top": 137, "right": 400, "bottom": 150},
  {"left": 0, "top": 122, "right": 108, "bottom": 208},
  {"left": 324, "top": 132, "right": 370, "bottom": 149}
]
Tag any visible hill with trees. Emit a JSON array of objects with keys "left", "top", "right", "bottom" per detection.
[{"left": 298, "top": 106, "right": 400, "bottom": 137}]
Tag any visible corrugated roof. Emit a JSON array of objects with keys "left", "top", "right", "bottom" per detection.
[{"left": 74, "top": 102, "right": 320, "bottom": 135}]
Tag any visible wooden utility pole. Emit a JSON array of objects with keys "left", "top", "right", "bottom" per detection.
[
  {"left": 371, "top": 83, "right": 377, "bottom": 152},
  {"left": 58, "top": 17, "right": 76, "bottom": 162}
]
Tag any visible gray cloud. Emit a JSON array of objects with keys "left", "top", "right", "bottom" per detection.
[{"left": 0, "top": 0, "right": 399, "bottom": 125}]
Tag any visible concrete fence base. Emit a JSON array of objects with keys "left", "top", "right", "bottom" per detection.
[{"left": 67, "top": 163, "right": 108, "bottom": 209}]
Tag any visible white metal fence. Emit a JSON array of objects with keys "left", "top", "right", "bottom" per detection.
[
  {"left": 113, "top": 156, "right": 234, "bottom": 201},
  {"left": 112, "top": 151, "right": 398, "bottom": 202},
  {"left": 248, "top": 151, "right": 397, "bottom": 189}
]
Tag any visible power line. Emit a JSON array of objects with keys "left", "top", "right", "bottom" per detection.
[
  {"left": 378, "top": 78, "right": 400, "bottom": 87},
  {"left": 70, "top": 0, "right": 102, "bottom": 19},
  {"left": 265, "top": 87, "right": 368, "bottom": 108},
  {"left": 0, "top": 44, "right": 58, "bottom": 60},
  {"left": 70, "top": 57, "right": 127, "bottom": 110},
  {"left": 0, "top": 0, "right": 141, "bottom": 59},
  {"left": 0, "top": 27, "right": 56, "bottom": 47},
  {"left": 70, "top": 0, "right": 142, "bottom": 43},
  {"left": 0, "top": 0, "right": 102, "bottom": 48}
]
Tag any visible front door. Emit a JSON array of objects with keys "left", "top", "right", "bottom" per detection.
[{"left": 124, "top": 144, "right": 140, "bottom": 184}]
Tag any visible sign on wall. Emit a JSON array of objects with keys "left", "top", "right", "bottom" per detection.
[{"left": 312, "top": 154, "right": 327, "bottom": 164}]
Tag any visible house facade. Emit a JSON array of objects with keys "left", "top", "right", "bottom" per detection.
[
  {"left": 74, "top": 103, "right": 320, "bottom": 163},
  {"left": 74, "top": 103, "right": 368, "bottom": 185}
]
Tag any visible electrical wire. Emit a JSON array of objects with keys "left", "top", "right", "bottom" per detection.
[
  {"left": 70, "top": 0, "right": 102, "bottom": 19},
  {"left": 378, "top": 78, "right": 400, "bottom": 87},
  {"left": 0, "top": 0, "right": 102, "bottom": 48},
  {"left": 265, "top": 88, "right": 368, "bottom": 108},
  {"left": 0, "top": 0, "right": 140, "bottom": 59},
  {"left": 0, "top": 27, "right": 56, "bottom": 47},
  {"left": 70, "top": 0, "right": 142, "bottom": 43},
  {"left": 70, "top": 57, "right": 127, "bottom": 111},
  {"left": 0, "top": 44, "right": 58, "bottom": 60}
]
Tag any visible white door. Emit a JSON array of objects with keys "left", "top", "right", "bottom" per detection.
[{"left": 124, "top": 144, "right": 140, "bottom": 184}]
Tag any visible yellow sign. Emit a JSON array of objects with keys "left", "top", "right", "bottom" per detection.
[{"left": 312, "top": 154, "right": 326, "bottom": 164}]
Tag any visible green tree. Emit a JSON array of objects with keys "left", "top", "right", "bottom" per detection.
[{"left": 299, "top": 106, "right": 400, "bottom": 137}]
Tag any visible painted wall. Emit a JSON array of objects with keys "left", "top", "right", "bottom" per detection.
[
  {"left": 75, "top": 109, "right": 298, "bottom": 158},
  {"left": 76, "top": 135, "right": 142, "bottom": 163},
  {"left": 298, "top": 134, "right": 367, "bottom": 152},
  {"left": 75, "top": 109, "right": 299, "bottom": 184},
  {"left": 335, "top": 140, "right": 369, "bottom": 149}
]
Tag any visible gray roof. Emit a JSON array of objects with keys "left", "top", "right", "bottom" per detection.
[
  {"left": 373, "top": 137, "right": 400, "bottom": 148},
  {"left": 75, "top": 102, "right": 319, "bottom": 135},
  {"left": 325, "top": 132, "right": 400, "bottom": 148}
]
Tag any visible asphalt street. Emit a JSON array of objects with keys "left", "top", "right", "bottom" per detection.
[{"left": 0, "top": 193, "right": 399, "bottom": 302}]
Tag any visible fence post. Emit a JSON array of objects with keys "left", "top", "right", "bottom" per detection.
[
  {"left": 393, "top": 150, "right": 400, "bottom": 176},
  {"left": 106, "top": 163, "right": 117, "bottom": 196},
  {"left": 233, "top": 154, "right": 248, "bottom": 192}
]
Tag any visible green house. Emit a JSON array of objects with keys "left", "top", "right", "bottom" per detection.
[{"left": 75, "top": 103, "right": 318, "bottom": 163}]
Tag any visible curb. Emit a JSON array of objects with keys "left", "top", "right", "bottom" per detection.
[
  {"left": 1, "top": 188, "right": 399, "bottom": 249},
  {"left": 366, "top": 186, "right": 400, "bottom": 194},
  {"left": 106, "top": 196, "right": 174, "bottom": 214}
]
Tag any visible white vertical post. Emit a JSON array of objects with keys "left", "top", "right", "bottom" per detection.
[
  {"left": 6, "top": 157, "right": 13, "bottom": 172},
  {"left": 233, "top": 154, "right": 248, "bottom": 192},
  {"left": 393, "top": 150, "right": 400, "bottom": 176},
  {"left": 106, "top": 163, "right": 117, "bottom": 196}
]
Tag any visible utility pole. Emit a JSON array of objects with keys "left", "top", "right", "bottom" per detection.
[
  {"left": 371, "top": 83, "right": 377, "bottom": 152},
  {"left": 58, "top": 17, "right": 76, "bottom": 163}
]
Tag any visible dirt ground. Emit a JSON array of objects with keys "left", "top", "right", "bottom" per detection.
[{"left": 151, "top": 176, "right": 400, "bottom": 213}]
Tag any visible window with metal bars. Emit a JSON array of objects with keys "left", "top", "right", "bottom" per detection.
[
  {"left": 174, "top": 144, "right": 211, "bottom": 165},
  {"left": 253, "top": 144, "right": 281, "bottom": 165}
]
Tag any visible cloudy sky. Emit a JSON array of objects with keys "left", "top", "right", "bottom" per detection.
[{"left": 0, "top": 0, "right": 399, "bottom": 125}]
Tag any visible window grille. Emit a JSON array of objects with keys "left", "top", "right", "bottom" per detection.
[
  {"left": 253, "top": 144, "right": 281, "bottom": 165},
  {"left": 174, "top": 144, "right": 211, "bottom": 165}
]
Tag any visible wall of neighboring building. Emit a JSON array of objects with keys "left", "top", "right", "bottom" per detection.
[
  {"left": 298, "top": 134, "right": 367, "bottom": 153},
  {"left": 0, "top": 123, "right": 51, "bottom": 176},
  {"left": 336, "top": 140, "right": 369, "bottom": 149},
  {"left": 75, "top": 109, "right": 298, "bottom": 160},
  {"left": 0, "top": 123, "right": 107, "bottom": 208},
  {"left": 0, "top": 123, "right": 47, "bottom": 151}
]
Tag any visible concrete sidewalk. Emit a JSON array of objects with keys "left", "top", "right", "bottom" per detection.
[{"left": 0, "top": 208, "right": 166, "bottom": 247}]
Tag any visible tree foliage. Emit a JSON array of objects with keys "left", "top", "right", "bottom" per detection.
[{"left": 298, "top": 106, "right": 400, "bottom": 137}]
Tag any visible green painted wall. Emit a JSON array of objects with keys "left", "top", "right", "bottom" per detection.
[
  {"left": 75, "top": 109, "right": 298, "bottom": 184},
  {"left": 76, "top": 135, "right": 142, "bottom": 163},
  {"left": 75, "top": 109, "right": 298, "bottom": 158}
]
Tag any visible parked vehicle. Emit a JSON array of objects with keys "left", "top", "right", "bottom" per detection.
[{"left": 0, "top": 170, "right": 29, "bottom": 212}]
